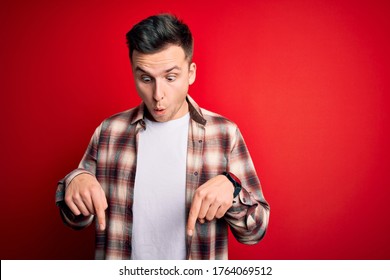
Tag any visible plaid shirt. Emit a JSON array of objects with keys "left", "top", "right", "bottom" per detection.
[{"left": 56, "top": 96, "right": 270, "bottom": 260}]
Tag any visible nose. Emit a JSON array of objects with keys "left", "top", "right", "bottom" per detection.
[{"left": 153, "top": 79, "right": 164, "bottom": 102}]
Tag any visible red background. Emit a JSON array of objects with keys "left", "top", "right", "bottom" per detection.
[{"left": 1, "top": 0, "right": 389, "bottom": 260}]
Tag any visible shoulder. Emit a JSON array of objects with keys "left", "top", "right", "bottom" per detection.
[
  {"left": 104, "top": 107, "right": 139, "bottom": 122},
  {"left": 199, "top": 108, "right": 240, "bottom": 138},
  {"left": 99, "top": 105, "right": 143, "bottom": 134},
  {"left": 201, "top": 108, "right": 238, "bottom": 129}
]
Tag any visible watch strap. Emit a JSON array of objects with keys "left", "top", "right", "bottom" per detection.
[{"left": 222, "top": 171, "right": 242, "bottom": 198}]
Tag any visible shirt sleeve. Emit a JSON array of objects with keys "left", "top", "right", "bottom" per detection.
[
  {"left": 224, "top": 127, "right": 270, "bottom": 244},
  {"left": 55, "top": 124, "right": 102, "bottom": 229}
]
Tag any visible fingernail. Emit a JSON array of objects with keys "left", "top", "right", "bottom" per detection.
[
  {"left": 100, "top": 224, "right": 105, "bottom": 231},
  {"left": 187, "top": 229, "right": 193, "bottom": 236}
]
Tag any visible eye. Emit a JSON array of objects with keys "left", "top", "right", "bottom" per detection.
[
  {"left": 166, "top": 75, "right": 177, "bottom": 82},
  {"left": 140, "top": 76, "right": 152, "bottom": 83}
]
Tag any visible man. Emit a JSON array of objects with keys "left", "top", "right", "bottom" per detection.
[{"left": 56, "top": 13, "right": 269, "bottom": 260}]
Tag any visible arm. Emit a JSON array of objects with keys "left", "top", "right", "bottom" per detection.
[
  {"left": 187, "top": 127, "right": 270, "bottom": 244},
  {"left": 223, "top": 127, "right": 270, "bottom": 244},
  {"left": 55, "top": 124, "right": 108, "bottom": 230}
]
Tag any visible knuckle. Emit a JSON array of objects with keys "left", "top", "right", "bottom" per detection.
[
  {"left": 189, "top": 209, "right": 197, "bottom": 218},
  {"left": 205, "top": 215, "right": 214, "bottom": 221},
  {"left": 221, "top": 200, "right": 231, "bottom": 208},
  {"left": 80, "top": 189, "right": 90, "bottom": 198},
  {"left": 195, "top": 189, "right": 205, "bottom": 199},
  {"left": 215, "top": 212, "right": 224, "bottom": 219},
  {"left": 198, "top": 212, "right": 206, "bottom": 219},
  {"left": 72, "top": 193, "right": 81, "bottom": 202},
  {"left": 91, "top": 182, "right": 100, "bottom": 189},
  {"left": 64, "top": 195, "right": 73, "bottom": 205},
  {"left": 205, "top": 193, "right": 215, "bottom": 203}
]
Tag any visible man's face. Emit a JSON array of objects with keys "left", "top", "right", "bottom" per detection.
[{"left": 132, "top": 44, "right": 196, "bottom": 122}]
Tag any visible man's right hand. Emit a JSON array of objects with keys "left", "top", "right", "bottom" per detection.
[{"left": 64, "top": 173, "right": 108, "bottom": 231}]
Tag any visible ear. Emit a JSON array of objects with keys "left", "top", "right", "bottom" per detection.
[{"left": 188, "top": 62, "right": 197, "bottom": 85}]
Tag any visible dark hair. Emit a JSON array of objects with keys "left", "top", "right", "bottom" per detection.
[{"left": 126, "top": 14, "right": 193, "bottom": 62}]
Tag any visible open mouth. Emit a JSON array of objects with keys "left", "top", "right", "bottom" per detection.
[{"left": 153, "top": 108, "right": 166, "bottom": 115}]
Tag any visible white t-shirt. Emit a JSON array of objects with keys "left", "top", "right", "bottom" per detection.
[{"left": 131, "top": 113, "right": 190, "bottom": 260}]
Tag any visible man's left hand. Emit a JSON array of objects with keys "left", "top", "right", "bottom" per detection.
[{"left": 187, "top": 175, "right": 234, "bottom": 236}]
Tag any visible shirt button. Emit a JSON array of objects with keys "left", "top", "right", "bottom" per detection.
[
  {"left": 198, "top": 140, "right": 203, "bottom": 143},
  {"left": 194, "top": 171, "right": 198, "bottom": 176}
]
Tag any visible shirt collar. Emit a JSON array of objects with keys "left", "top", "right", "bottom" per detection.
[
  {"left": 186, "top": 95, "right": 207, "bottom": 126},
  {"left": 129, "top": 95, "right": 207, "bottom": 126}
]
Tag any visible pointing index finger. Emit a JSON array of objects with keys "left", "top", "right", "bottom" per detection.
[
  {"left": 187, "top": 193, "right": 202, "bottom": 236},
  {"left": 91, "top": 190, "right": 107, "bottom": 231}
]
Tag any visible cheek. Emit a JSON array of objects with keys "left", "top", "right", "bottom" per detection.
[
  {"left": 135, "top": 83, "right": 149, "bottom": 99},
  {"left": 172, "top": 80, "right": 189, "bottom": 95}
]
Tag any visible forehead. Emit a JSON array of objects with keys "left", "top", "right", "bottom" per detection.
[{"left": 132, "top": 45, "right": 188, "bottom": 70}]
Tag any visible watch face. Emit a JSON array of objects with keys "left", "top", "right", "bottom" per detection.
[{"left": 233, "top": 185, "right": 241, "bottom": 198}]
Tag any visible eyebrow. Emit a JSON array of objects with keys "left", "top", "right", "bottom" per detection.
[{"left": 135, "top": 66, "right": 181, "bottom": 74}]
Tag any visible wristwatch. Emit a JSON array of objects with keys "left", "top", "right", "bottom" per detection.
[{"left": 222, "top": 172, "right": 242, "bottom": 198}]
